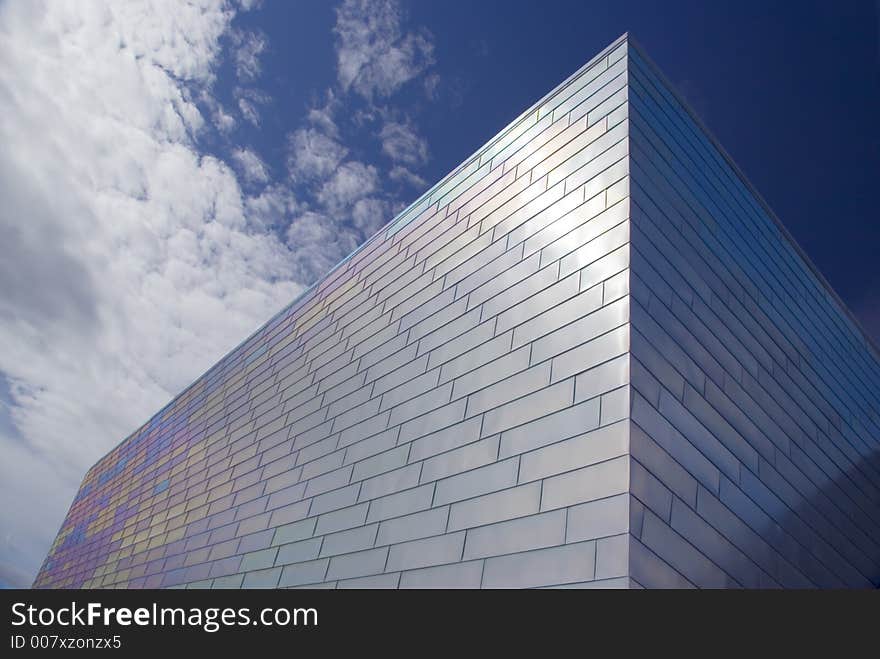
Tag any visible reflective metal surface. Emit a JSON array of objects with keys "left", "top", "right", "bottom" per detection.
[{"left": 37, "top": 33, "right": 877, "bottom": 590}]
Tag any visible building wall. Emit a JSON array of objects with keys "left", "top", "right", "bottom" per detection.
[
  {"left": 627, "top": 45, "right": 880, "bottom": 588},
  {"left": 35, "top": 36, "right": 634, "bottom": 589},
  {"left": 38, "top": 35, "right": 878, "bottom": 591}
]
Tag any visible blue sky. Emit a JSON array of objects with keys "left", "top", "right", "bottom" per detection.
[
  {"left": 0, "top": 0, "right": 877, "bottom": 587},
  {"left": 223, "top": 0, "right": 880, "bottom": 322}
]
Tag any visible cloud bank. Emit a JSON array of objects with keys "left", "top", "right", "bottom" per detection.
[{"left": 0, "top": 0, "right": 438, "bottom": 586}]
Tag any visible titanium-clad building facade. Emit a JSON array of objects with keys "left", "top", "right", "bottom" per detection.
[
  {"left": 627, "top": 46, "right": 879, "bottom": 588},
  {"left": 35, "top": 35, "right": 880, "bottom": 589}
]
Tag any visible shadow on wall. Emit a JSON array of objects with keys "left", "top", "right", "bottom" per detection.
[{"left": 772, "top": 446, "right": 880, "bottom": 588}]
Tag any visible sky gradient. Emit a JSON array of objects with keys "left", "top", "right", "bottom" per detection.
[{"left": 0, "top": 0, "right": 877, "bottom": 587}]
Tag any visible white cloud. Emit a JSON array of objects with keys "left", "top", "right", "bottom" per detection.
[
  {"left": 351, "top": 197, "right": 392, "bottom": 233},
  {"left": 306, "top": 92, "right": 343, "bottom": 138},
  {"left": 238, "top": 97, "right": 259, "bottom": 125},
  {"left": 334, "top": 0, "right": 434, "bottom": 100},
  {"left": 234, "top": 87, "right": 271, "bottom": 128},
  {"left": 244, "top": 184, "right": 298, "bottom": 232},
  {"left": 423, "top": 72, "right": 441, "bottom": 101},
  {"left": 232, "top": 147, "right": 270, "bottom": 185},
  {"left": 288, "top": 127, "right": 348, "bottom": 180},
  {"left": 214, "top": 105, "right": 237, "bottom": 133},
  {"left": 389, "top": 164, "right": 427, "bottom": 189},
  {"left": 0, "top": 434, "right": 76, "bottom": 587},
  {"left": 0, "top": 0, "right": 305, "bottom": 583},
  {"left": 380, "top": 119, "right": 429, "bottom": 166},
  {"left": 200, "top": 89, "right": 238, "bottom": 133},
  {"left": 230, "top": 28, "right": 267, "bottom": 82},
  {"left": 235, "top": 87, "right": 270, "bottom": 126},
  {"left": 0, "top": 0, "right": 443, "bottom": 587},
  {"left": 285, "top": 211, "right": 360, "bottom": 282},
  {"left": 317, "top": 161, "right": 379, "bottom": 212},
  {"left": 281, "top": 0, "right": 436, "bottom": 288}
]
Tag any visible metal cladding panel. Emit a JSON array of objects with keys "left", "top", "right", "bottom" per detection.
[
  {"left": 627, "top": 43, "right": 880, "bottom": 589},
  {"left": 38, "top": 34, "right": 876, "bottom": 590},
  {"left": 34, "top": 35, "right": 633, "bottom": 589}
]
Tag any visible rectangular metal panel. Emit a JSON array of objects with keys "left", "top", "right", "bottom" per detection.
[{"left": 38, "top": 35, "right": 646, "bottom": 590}]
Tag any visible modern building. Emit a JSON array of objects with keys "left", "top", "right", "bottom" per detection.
[{"left": 34, "top": 34, "right": 880, "bottom": 589}]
